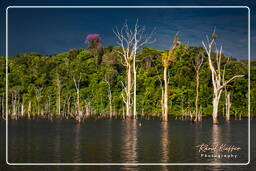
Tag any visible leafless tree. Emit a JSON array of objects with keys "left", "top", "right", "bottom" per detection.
[
  {"left": 191, "top": 51, "right": 204, "bottom": 122},
  {"left": 113, "top": 20, "right": 154, "bottom": 119},
  {"left": 73, "top": 73, "right": 82, "bottom": 123},
  {"left": 202, "top": 30, "right": 244, "bottom": 124},
  {"left": 55, "top": 73, "right": 61, "bottom": 116}
]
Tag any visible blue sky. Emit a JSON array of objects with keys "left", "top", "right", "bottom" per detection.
[{"left": 0, "top": 0, "right": 255, "bottom": 60}]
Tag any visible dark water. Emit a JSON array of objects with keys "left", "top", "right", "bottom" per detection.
[{"left": 1, "top": 118, "right": 256, "bottom": 171}]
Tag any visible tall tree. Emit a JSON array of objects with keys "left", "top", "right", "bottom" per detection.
[
  {"left": 55, "top": 73, "right": 61, "bottom": 116},
  {"left": 161, "top": 35, "right": 180, "bottom": 121},
  {"left": 113, "top": 21, "right": 154, "bottom": 118},
  {"left": 202, "top": 31, "right": 244, "bottom": 124},
  {"left": 191, "top": 49, "right": 204, "bottom": 121}
]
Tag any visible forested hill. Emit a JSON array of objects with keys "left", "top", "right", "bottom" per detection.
[{"left": 0, "top": 45, "right": 254, "bottom": 118}]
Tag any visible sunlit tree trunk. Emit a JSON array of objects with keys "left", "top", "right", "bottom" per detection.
[
  {"left": 163, "top": 66, "right": 168, "bottom": 121},
  {"left": 202, "top": 31, "right": 244, "bottom": 124},
  {"left": 28, "top": 100, "right": 31, "bottom": 119},
  {"left": 114, "top": 21, "right": 154, "bottom": 119},
  {"left": 161, "top": 87, "right": 164, "bottom": 117},
  {"left": 192, "top": 53, "right": 204, "bottom": 122},
  {"left": 225, "top": 91, "right": 231, "bottom": 121},
  {"left": 195, "top": 71, "right": 199, "bottom": 121},
  {"left": 133, "top": 53, "right": 137, "bottom": 119},
  {"left": 212, "top": 89, "right": 222, "bottom": 124},
  {"left": 161, "top": 35, "right": 180, "bottom": 121},
  {"left": 127, "top": 64, "right": 132, "bottom": 118}
]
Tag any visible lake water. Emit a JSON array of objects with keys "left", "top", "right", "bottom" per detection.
[{"left": 1, "top": 118, "right": 255, "bottom": 171}]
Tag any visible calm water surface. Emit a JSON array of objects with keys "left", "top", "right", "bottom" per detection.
[{"left": 1, "top": 118, "right": 255, "bottom": 171}]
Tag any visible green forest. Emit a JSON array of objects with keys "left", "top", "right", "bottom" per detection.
[{"left": 0, "top": 29, "right": 255, "bottom": 123}]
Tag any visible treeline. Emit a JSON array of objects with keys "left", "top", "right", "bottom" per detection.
[{"left": 0, "top": 44, "right": 253, "bottom": 121}]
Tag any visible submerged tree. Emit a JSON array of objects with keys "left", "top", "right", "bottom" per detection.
[
  {"left": 225, "top": 89, "right": 231, "bottom": 121},
  {"left": 202, "top": 31, "right": 244, "bottom": 124},
  {"left": 55, "top": 73, "right": 61, "bottom": 116},
  {"left": 161, "top": 35, "right": 180, "bottom": 121},
  {"left": 191, "top": 49, "right": 204, "bottom": 122},
  {"left": 113, "top": 21, "right": 154, "bottom": 119}
]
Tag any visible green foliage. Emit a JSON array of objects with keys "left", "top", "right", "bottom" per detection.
[{"left": 1, "top": 44, "right": 252, "bottom": 117}]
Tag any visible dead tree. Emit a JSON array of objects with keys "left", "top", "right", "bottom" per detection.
[
  {"left": 191, "top": 51, "right": 204, "bottom": 122},
  {"left": 161, "top": 34, "right": 180, "bottom": 121},
  {"left": 113, "top": 21, "right": 154, "bottom": 119},
  {"left": 35, "top": 87, "right": 43, "bottom": 116},
  {"left": 55, "top": 73, "right": 61, "bottom": 116},
  {"left": 73, "top": 73, "right": 82, "bottom": 123},
  {"left": 225, "top": 90, "right": 231, "bottom": 121},
  {"left": 202, "top": 31, "right": 244, "bottom": 124}
]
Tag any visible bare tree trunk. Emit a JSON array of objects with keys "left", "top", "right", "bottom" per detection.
[
  {"left": 226, "top": 91, "right": 231, "bottom": 121},
  {"left": 12, "top": 93, "right": 17, "bottom": 119},
  {"left": 191, "top": 51, "right": 204, "bottom": 122},
  {"left": 73, "top": 75, "right": 82, "bottom": 123},
  {"left": 163, "top": 67, "right": 168, "bottom": 121},
  {"left": 202, "top": 32, "right": 244, "bottom": 124},
  {"left": 56, "top": 74, "right": 61, "bottom": 116},
  {"left": 114, "top": 21, "right": 154, "bottom": 120},
  {"left": 35, "top": 88, "right": 43, "bottom": 116},
  {"left": 21, "top": 103, "right": 24, "bottom": 117},
  {"left": 161, "top": 34, "right": 180, "bottom": 121},
  {"left": 212, "top": 90, "right": 222, "bottom": 124},
  {"left": 195, "top": 71, "right": 199, "bottom": 121},
  {"left": 85, "top": 101, "right": 90, "bottom": 117},
  {"left": 28, "top": 100, "right": 31, "bottom": 119},
  {"left": 161, "top": 86, "right": 164, "bottom": 117},
  {"left": 133, "top": 60, "right": 137, "bottom": 119},
  {"left": 126, "top": 64, "right": 132, "bottom": 118},
  {"left": 133, "top": 49, "right": 137, "bottom": 119},
  {"left": 76, "top": 90, "right": 82, "bottom": 120}
]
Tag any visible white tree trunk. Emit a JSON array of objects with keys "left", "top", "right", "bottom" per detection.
[
  {"left": 133, "top": 56, "right": 137, "bottom": 119},
  {"left": 202, "top": 33, "right": 244, "bottom": 124},
  {"left": 195, "top": 71, "right": 199, "bottom": 121},
  {"left": 163, "top": 67, "right": 168, "bottom": 121},
  {"left": 126, "top": 64, "right": 132, "bottom": 118},
  {"left": 21, "top": 104, "right": 24, "bottom": 117},
  {"left": 73, "top": 76, "right": 82, "bottom": 123},
  {"left": 212, "top": 90, "right": 222, "bottom": 124},
  {"left": 28, "top": 100, "right": 31, "bottom": 119},
  {"left": 114, "top": 22, "right": 154, "bottom": 120},
  {"left": 226, "top": 91, "right": 231, "bottom": 121}
]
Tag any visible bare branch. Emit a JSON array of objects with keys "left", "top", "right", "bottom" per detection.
[{"left": 220, "top": 75, "right": 245, "bottom": 90}]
